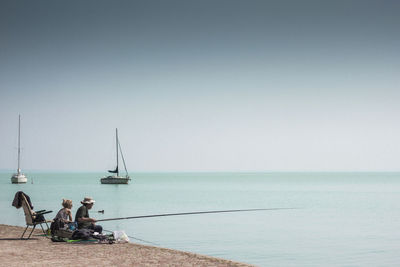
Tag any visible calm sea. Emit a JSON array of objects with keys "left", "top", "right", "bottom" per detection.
[{"left": 1, "top": 172, "right": 400, "bottom": 266}]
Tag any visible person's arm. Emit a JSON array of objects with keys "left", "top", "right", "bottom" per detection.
[
  {"left": 77, "top": 217, "right": 96, "bottom": 223},
  {"left": 66, "top": 208, "right": 73, "bottom": 222}
]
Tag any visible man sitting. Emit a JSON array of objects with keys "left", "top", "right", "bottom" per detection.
[{"left": 75, "top": 197, "right": 102, "bottom": 233}]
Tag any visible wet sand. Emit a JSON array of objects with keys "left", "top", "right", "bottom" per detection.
[{"left": 0, "top": 224, "right": 254, "bottom": 266}]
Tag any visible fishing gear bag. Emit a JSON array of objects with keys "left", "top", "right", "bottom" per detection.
[{"left": 71, "top": 229, "right": 93, "bottom": 240}]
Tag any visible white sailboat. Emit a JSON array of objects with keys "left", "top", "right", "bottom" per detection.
[
  {"left": 100, "top": 128, "right": 131, "bottom": 184},
  {"left": 11, "top": 115, "right": 27, "bottom": 184}
]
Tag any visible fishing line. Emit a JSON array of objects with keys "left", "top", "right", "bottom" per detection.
[
  {"left": 97, "top": 208, "right": 298, "bottom": 222},
  {"left": 103, "top": 229, "right": 159, "bottom": 246}
]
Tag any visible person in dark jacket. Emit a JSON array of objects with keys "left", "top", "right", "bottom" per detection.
[{"left": 74, "top": 197, "right": 102, "bottom": 233}]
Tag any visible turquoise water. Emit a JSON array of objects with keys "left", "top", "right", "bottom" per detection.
[{"left": 1, "top": 172, "right": 400, "bottom": 266}]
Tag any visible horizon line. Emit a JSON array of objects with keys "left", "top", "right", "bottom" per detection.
[{"left": 1, "top": 169, "right": 400, "bottom": 174}]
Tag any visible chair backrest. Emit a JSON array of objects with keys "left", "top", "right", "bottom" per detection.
[{"left": 21, "top": 194, "right": 35, "bottom": 225}]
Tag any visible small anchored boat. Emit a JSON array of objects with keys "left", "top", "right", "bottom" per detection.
[
  {"left": 11, "top": 115, "right": 27, "bottom": 184},
  {"left": 100, "top": 128, "right": 131, "bottom": 184}
]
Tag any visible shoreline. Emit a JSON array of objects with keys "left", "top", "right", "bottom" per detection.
[{"left": 0, "top": 224, "right": 254, "bottom": 266}]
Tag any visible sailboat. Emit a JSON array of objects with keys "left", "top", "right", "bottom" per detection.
[
  {"left": 11, "top": 115, "right": 28, "bottom": 184},
  {"left": 100, "top": 128, "right": 131, "bottom": 184}
]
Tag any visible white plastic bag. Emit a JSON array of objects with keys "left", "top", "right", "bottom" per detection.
[{"left": 113, "top": 230, "right": 130, "bottom": 243}]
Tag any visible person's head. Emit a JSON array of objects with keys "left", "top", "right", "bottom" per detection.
[
  {"left": 62, "top": 199, "right": 72, "bottom": 209},
  {"left": 81, "top": 197, "right": 95, "bottom": 209}
]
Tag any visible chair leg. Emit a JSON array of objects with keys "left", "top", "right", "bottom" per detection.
[
  {"left": 21, "top": 225, "right": 29, "bottom": 239},
  {"left": 39, "top": 223, "right": 47, "bottom": 236},
  {"left": 27, "top": 225, "right": 36, "bottom": 239}
]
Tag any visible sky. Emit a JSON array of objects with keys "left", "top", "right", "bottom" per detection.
[{"left": 0, "top": 0, "right": 399, "bottom": 172}]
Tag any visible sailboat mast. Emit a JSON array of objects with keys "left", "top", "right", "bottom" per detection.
[
  {"left": 116, "top": 128, "right": 119, "bottom": 176},
  {"left": 17, "top": 115, "right": 21, "bottom": 174}
]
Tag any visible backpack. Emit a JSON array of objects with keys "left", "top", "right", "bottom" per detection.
[{"left": 50, "top": 218, "right": 65, "bottom": 234}]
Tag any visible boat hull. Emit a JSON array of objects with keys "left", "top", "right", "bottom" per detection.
[
  {"left": 100, "top": 176, "right": 130, "bottom": 184},
  {"left": 11, "top": 173, "right": 27, "bottom": 184}
]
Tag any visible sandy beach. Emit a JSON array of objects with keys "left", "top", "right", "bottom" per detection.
[{"left": 0, "top": 224, "right": 253, "bottom": 267}]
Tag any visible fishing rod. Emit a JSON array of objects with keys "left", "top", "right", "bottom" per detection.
[{"left": 97, "top": 208, "right": 297, "bottom": 222}]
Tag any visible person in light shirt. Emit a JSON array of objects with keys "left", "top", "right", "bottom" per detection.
[{"left": 54, "top": 199, "right": 73, "bottom": 223}]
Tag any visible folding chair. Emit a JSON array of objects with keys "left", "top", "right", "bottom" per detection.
[{"left": 20, "top": 194, "right": 52, "bottom": 239}]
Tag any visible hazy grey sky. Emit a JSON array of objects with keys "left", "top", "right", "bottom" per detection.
[{"left": 1, "top": 0, "right": 399, "bottom": 172}]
